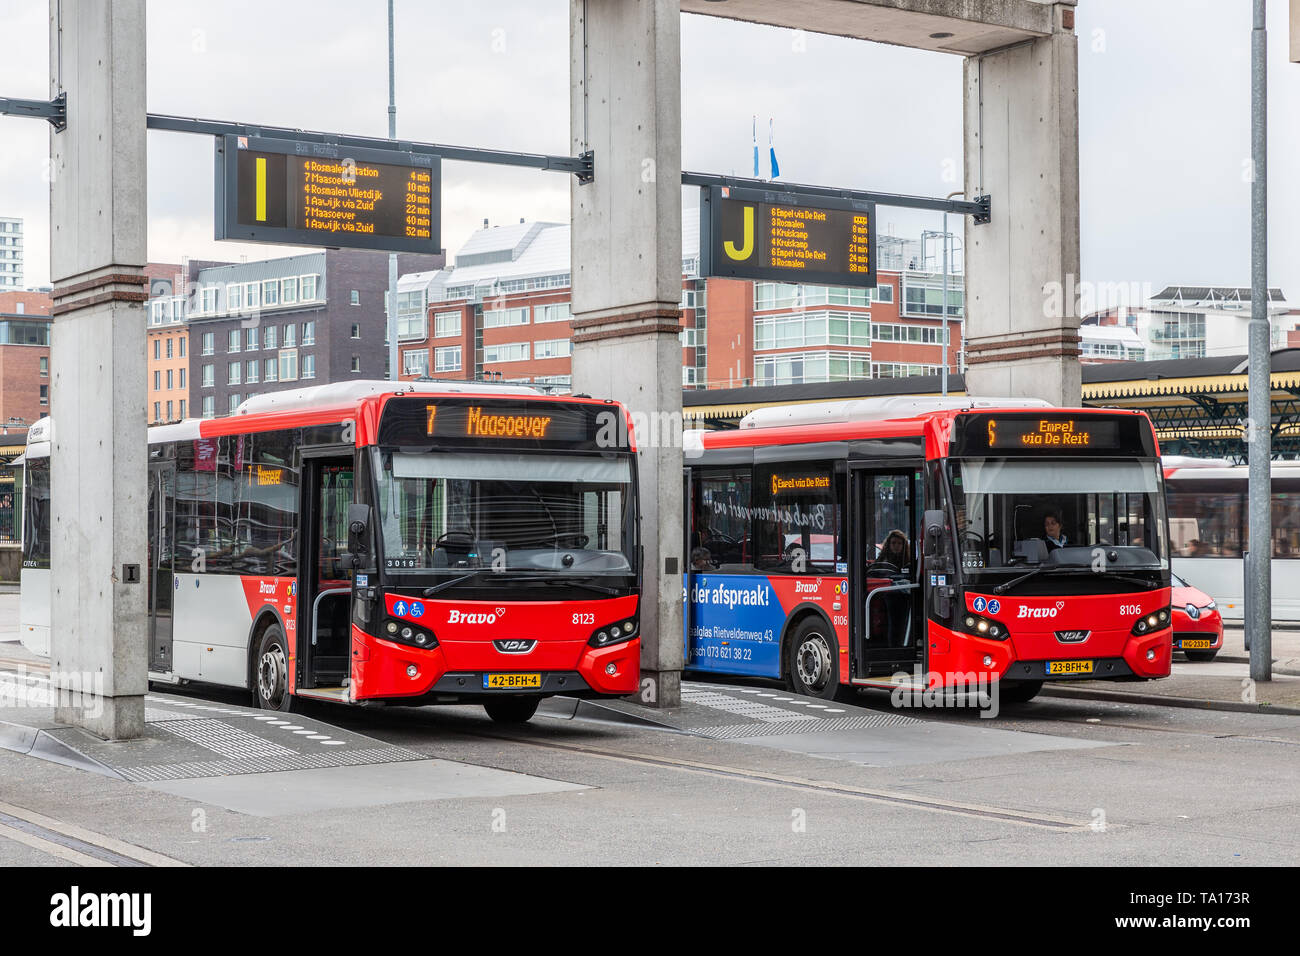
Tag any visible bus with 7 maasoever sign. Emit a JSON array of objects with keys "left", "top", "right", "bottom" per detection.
[{"left": 19, "top": 380, "right": 641, "bottom": 722}]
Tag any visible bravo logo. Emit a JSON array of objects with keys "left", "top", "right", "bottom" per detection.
[
  {"left": 447, "top": 609, "right": 498, "bottom": 625},
  {"left": 794, "top": 580, "right": 821, "bottom": 594},
  {"left": 1017, "top": 605, "right": 1061, "bottom": 619}
]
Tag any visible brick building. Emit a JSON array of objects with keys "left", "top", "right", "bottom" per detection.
[
  {"left": 185, "top": 249, "right": 443, "bottom": 418},
  {"left": 144, "top": 262, "right": 188, "bottom": 423},
  {"left": 393, "top": 219, "right": 964, "bottom": 392},
  {"left": 0, "top": 289, "right": 52, "bottom": 427}
]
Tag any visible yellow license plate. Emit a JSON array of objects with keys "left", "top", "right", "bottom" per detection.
[
  {"left": 1179, "top": 639, "right": 1212, "bottom": 649},
  {"left": 1046, "top": 660, "right": 1095, "bottom": 675},
  {"left": 483, "top": 673, "right": 542, "bottom": 690}
]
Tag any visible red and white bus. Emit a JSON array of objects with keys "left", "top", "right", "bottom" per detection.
[
  {"left": 684, "top": 397, "right": 1173, "bottom": 703},
  {"left": 21, "top": 381, "right": 641, "bottom": 722}
]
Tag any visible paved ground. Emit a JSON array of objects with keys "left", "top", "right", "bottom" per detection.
[{"left": 2, "top": 591, "right": 1299, "bottom": 866}]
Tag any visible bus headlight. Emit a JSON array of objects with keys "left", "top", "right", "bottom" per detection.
[
  {"left": 589, "top": 619, "right": 639, "bottom": 648},
  {"left": 383, "top": 619, "right": 438, "bottom": 649},
  {"left": 1131, "top": 608, "right": 1171, "bottom": 637},
  {"left": 961, "top": 613, "right": 1008, "bottom": 642}
]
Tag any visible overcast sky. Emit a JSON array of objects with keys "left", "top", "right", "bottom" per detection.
[{"left": 0, "top": 0, "right": 1297, "bottom": 304}]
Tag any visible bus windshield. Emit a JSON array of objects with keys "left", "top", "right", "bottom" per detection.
[
  {"left": 948, "top": 458, "right": 1169, "bottom": 577},
  {"left": 374, "top": 449, "right": 635, "bottom": 577}
]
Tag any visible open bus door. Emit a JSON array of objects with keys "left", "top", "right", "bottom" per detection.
[
  {"left": 147, "top": 460, "right": 176, "bottom": 672},
  {"left": 297, "top": 452, "right": 355, "bottom": 695},
  {"left": 850, "top": 464, "right": 925, "bottom": 679}
]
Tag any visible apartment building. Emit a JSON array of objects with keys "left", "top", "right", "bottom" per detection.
[
  {"left": 0, "top": 218, "right": 23, "bottom": 291},
  {"left": 0, "top": 290, "right": 52, "bottom": 426}
]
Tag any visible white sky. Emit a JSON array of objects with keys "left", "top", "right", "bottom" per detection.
[{"left": 0, "top": 0, "right": 1296, "bottom": 304}]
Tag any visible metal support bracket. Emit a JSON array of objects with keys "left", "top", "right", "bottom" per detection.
[
  {"left": 576, "top": 150, "right": 595, "bottom": 185},
  {"left": 972, "top": 194, "right": 992, "bottom": 225},
  {"left": 0, "top": 93, "right": 66, "bottom": 131}
]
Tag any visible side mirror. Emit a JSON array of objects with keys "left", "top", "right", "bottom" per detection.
[
  {"left": 347, "top": 503, "right": 372, "bottom": 557},
  {"left": 922, "top": 509, "right": 946, "bottom": 557}
]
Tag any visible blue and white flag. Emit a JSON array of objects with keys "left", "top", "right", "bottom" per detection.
[
  {"left": 768, "top": 118, "right": 780, "bottom": 181},
  {"left": 752, "top": 115, "right": 759, "bottom": 178}
]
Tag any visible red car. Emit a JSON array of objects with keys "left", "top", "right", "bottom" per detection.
[{"left": 1171, "top": 572, "right": 1223, "bottom": 662}]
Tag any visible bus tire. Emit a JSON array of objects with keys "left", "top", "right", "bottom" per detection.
[
  {"left": 999, "top": 680, "right": 1043, "bottom": 704},
  {"left": 786, "top": 617, "right": 841, "bottom": 700},
  {"left": 1184, "top": 649, "right": 1218, "bottom": 663},
  {"left": 254, "top": 623, "right": 295, "bottom": 712},
  {"left": 484, "top": 696, "right": 540, "bottom": 723}
]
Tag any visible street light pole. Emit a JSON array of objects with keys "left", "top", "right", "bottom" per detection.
[
  {"left": 1247, "top": 0, "right": 1271, "bottom": 681},
  {"left": 943, "top": 191, "right": 966, "bottom": 397},
  {"left": 386, "top": 0, "right": 399, "bottom": 382}
]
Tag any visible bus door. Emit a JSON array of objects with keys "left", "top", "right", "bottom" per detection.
[
  {"left": 147, "top": 461, "right": 176, "bottom": 672},
  {"left": 849, "top": 465, "right": 924, "bottom": 677},
  {"left": 299, "top": 454, "right": 355, "bottom": 690}
]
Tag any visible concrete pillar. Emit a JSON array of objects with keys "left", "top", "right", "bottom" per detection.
[
  {"left": 570, "top": 0, "right": 683, "bottom": 707},
  {"left": 962, "top": 2, "right": 1081, "bottom": 405},
  {"left": 48, "top": 0, "right": 149, "bottom": 738}
]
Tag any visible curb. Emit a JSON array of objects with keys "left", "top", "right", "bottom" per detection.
[
  {"left": 1215, "top": 654, "right": 1300, "bottom": 676},
  {"left": 0, "top": 719, "right": 122, "bottom": 778},
  {"left": 538, "top": 696, "right": 682, "bottom": 731},
  {"left": 1042, "top": 684, "right": 1300, "bottom": 717}
]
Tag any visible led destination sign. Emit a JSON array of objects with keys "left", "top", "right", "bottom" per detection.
[
  {"left": 986, "top": 419, "right": 1120, "bottom": 450},
  {"left": 215, "top": 135, "right": 441, "bottom": 254},
  {"left": 377, "top": 398, "right": 629, "bottom": 451},
  {"left": 700, "top": 186, "right": 876, "bottom": 288}
]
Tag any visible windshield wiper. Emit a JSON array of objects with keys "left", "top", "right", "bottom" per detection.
[
  {"left": 993, "top": 565, "right": 1161, "bottom": 595},
  {"left": 422, "top": 569, "right": 492, "bottom": 596}
]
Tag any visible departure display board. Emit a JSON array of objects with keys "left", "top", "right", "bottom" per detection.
[
  {"left": 215, "top": 135, "right": 441, "bottom": 254},
  {"left": 985, "top": 418, "right": 1120, "bottom": 450},
  {"left": 700, "top": 185, "right": 876, "bottom": 288}
]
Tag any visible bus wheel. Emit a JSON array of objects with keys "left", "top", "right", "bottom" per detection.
[
  {"left": 254, "top": 624, "right": 294, "bottom": 712},
  {"left": 999, "top": 680, "right": 1043, "bottom": 704},
  {"left": 787, "top": 618, "right": 840, "bottom": 700},
  {"left": 484, "top": 696, "right": 541, "bottom": 723}
]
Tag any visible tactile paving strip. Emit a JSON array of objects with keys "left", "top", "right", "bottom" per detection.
[
  {"left": 116, "top": 745, "right": 424, "bottom": 782},
  {"left": 680, "top": 686, "right": 820, "bottom": 722}
]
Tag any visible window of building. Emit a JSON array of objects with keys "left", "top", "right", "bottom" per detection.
[
  {"left": 245, "top": 282, "right": 260, "bottom": 310},
  {"left": 870, "top": 282, "right": 894, "bottom": 305},
  {"left": 871, "top": 323, "right": 948, "bottom": 345},
  {"left": 483, "top": 342, "right": 530, "bottom": 364},
  {"left": 201, "top": 395, "right": 214, "bottom": 418},
  {"left": 246, "top": 360, "right": 258, "bottom": 384},
  {"left": 397, "top": 290, "right": 427, "bottom": 339},
  {"left": 39, "top": 385, "right": 48, "bottom": 407},
  {"left": 262, "top": 280, "right": 279, "bottom": 307},
  {"left": 179, "top": 399, "right": 186, "bottom": 418},
  {"left": 153, "top": 370, "right": 161, "bottom": 391},
  {"left": 753, "top": 350, "right": 871, "bottom": 387},
  {"left": 871, "top": 362, "right": 941, "bottom": 379},
  {"left": 166, "top": 338, "right": 174, "bottom": 359},
  {"left": 166, "top": 400, "right": 173, "bottom": 421},
  {"left": 201, "top": 364, "right": 214, "bottom": 388},
  {"left": 533, "top": 338, "right": 572, "bottom": 359},
  {"left": 153, "top": 339, "right": 160, "bottom": 360},
  {"left": 228, "top": 362, "right": 241, "bottom": 385},
  {"left": 283, "top": 323, "right": 296, "bottom": 347},
  {"left": 227, "top": 283, "right": 242, "bottom": 312},
  {"left": 302, "top": 353, "right": 316, "bottom": 379},
  {"left": 350, "top": 323, "right": 360, "bottom": 339},
  {"left": 754, "top": 311, "right": 871, "bottom": 350},
  {"left": 201, "top": 332, "right": 215, "bottom": 355},
  {"left": 179, "top": 337, "right": 186, "bottom": 358},
  {"left": 228, "top": 328, "right": 240, "bottom": 352},
  {"left": 434, "top": 346, "right": 461, "bottom": 372},
  {"left": 263, "top": 325, "right": 277, "bottom": 350},
  {"left": 350, "top": 290, "right": 360, "bottom": 306},
  {"left": 153, "top": 401, "right": 160, "bottom": 421},
  {"left": 166, "top": 369, "right": 173, "bottom": 390},
  {"left": 179, "top": 367, "right": 186, "bottom": 389},
  {"left": 535, "top": 303, "right": 572, "bottom": 325},
  {"left": 301, "top": 274, "right": 318, "bottom": 300},
  {"left": 229, "top": 394, "right": 241, "bottom": 414},
  {"left": 433, "top": 310, "right": 461, "bottom": 338},
  {"left": 39, "top": 356, "right": 47, "bottom": 377},
  {"left": 483, "top": 307, "right": 529, "bottom": 329},
  {"left": 279, "top": 349, "right": 298, "bottom": 382},
  {"left": 302, "top": 320, "right": 315, "bottom": 345},
  {"left": 202, "top": 286, "right": 217, "bottom": 313},
  {"left": 282, "top": 277, "right": 298, "bottom": 305},
  {"left": 402, "top": 349, "right": 429, "bottom": 376},
  {"left": 901, "top": 274, "right": 964, "bottom": 319},
  {"left": 264, "top": 358, "right": 278, "bottom": 383},
  {"left": 350, "top": 355, "right": 361, "bottom": 373}
]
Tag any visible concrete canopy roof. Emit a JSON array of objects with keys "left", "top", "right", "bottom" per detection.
[{"left": 679, "top": 0, "right": 1060, "bottom": 55}]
